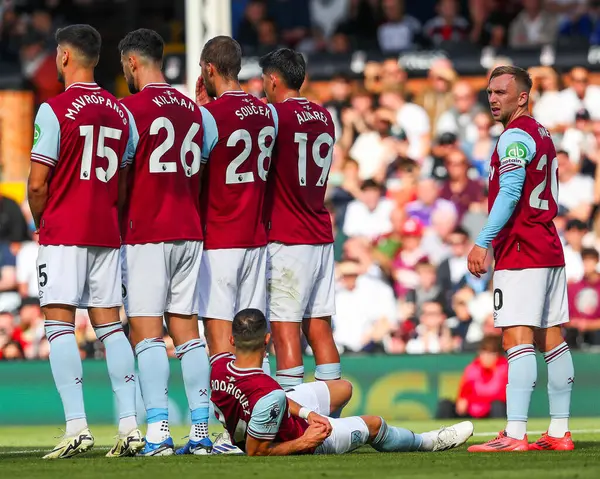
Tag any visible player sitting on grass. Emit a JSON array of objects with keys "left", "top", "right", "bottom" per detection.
[{"left": 210, "top": 308, "right": 474, "bottom": 456}]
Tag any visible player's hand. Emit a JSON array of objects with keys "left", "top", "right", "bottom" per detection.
[
  {"left": 467, "top": 244, "right": 488, "bottom": 278},
  {"left": 195, "top": 76, "right": 211, "bottom": 106},
  {"left": 307, "top": 412, "right": 332, "bottom": 436},
  {"left": 303, "top": 423, "right": 330, "bottom": 448}
]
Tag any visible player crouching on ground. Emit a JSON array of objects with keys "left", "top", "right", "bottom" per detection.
[{"left": 210, "top": 308, "right": 474, "bottom": 456}]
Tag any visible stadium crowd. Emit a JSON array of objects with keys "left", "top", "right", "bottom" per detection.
[{"left": 2, "top": 0, "right": 600, "bottom": 360}]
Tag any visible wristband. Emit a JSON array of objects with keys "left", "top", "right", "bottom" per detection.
[{"left": 299, "top": 407, "right": 312, "bottom": 420}]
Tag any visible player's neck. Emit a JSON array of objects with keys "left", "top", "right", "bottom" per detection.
[
  {"left": 233, "top": 351, "right": 264, "bottom": 370},
  {"left": 215, "top": 78, "right": 243, "bottom": 97},
  {"left": 137, "top": 70, "right": 168, "bottom": 90},
  {"left": 503, "top": 107, "right": 530, "bottom": 128},
  {"left": 64, "top": 69, "right": 95, "bottom": 89},
  {"left": 278, "top": 90, "right": 302, "bottom": 102}
]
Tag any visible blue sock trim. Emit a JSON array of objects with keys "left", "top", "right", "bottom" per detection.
[
  {"left": 315, "top": 362, "right": 341, "bottom": 381},
  {"left": 191, "top": 407, "right": 209, "bottom": 424},
  {"left": 147, "top": 408, "right": 168, "bottom": 423},
  {"left": 135, "top": 337, "right": 166, "bottom": 356}
]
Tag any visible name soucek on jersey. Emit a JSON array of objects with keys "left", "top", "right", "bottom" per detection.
[
  {"left": 200, "top": 91, "right": 277, "bottom": 250},
  {"left": 30, "top": 82, "right": 132, "bottom": 248},
  {"left": 265, "top": 98, "right": 335, "bottom": 245},
  {"left": 488, "top": 115, "right": 565, "bottom": 270}
]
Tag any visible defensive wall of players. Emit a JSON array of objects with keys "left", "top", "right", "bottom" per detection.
[{"left": 1, "top": 353, "right": 597, "bottom": 425}]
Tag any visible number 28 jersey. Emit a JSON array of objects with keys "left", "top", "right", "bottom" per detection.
[
  {"left": 200, "top": 91, "right": 277, "bottom": 250},
  {"left": 489, "top": 115, "right": 564, "bottom": 270},
  {"left": 265, "top": 98, "right": 335, "bottom": 245},
  {"left": 31, "top": 82, "right": 131, "bottom": 248}
]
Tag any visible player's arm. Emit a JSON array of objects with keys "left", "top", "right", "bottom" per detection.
[
  {"left": 245, "top": 390, "right": 327, "bottom": 456},
  {"left": 28, "top": 103, "right": 60, "bottom": 230}
]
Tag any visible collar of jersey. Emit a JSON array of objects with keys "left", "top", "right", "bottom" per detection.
[
  {"left": 219, "top": 90, "right": 248, "bottom": 98},
  {"left": 66, "top": 82, "right": 100, "bottom": 91},
  {"left": 227, "top": 361, "right": 263, "bottom": 376},
  {"left": 142, "top": 82, "right": 172, "bottom": 90}
]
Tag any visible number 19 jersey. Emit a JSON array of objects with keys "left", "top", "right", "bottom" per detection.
[
  {"left": 200, "top": 91, "right": 277, "bottom": 250},
  {"left": 119, "top": 83, "right": 204, "bottom": 244},
  {"left": 265, "top": 98, "right": 335, "bottom": 245}
]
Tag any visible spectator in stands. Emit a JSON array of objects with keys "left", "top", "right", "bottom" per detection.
[
  {"left": 405, "top": 300, "right": 452, "bottom": 354},
  {"left": 530, "top": 66, "right": 567, "bottom": 134},
  {"left": 437, "top": 226, "right": 471, "bottom": 305},
  {"left": 377, "top": 0, "right": 422, "bottom": 52},
  {"left": 462, "top": 111, "right": 496, "bottom": 178},
  {"left": 437, "top": 81, "right": 484, "bottom": 145},
  {"left": 391, "top": 218, "right": 428, "bottom": 297},
  {"left": 561, "top": 108, "right": 596, "bottom": 167},
  {"left": 564, "top": 219, "right": 588, "bottom": 284},
  {"left": 423, "top": 0, "right": 469, "bottom": 46},
  {"left": 406, "top": 178, "right": 457, "bottom": 227},
  {"left": 333, "top": 260, "right": 397, "bottom": 353},
  {"left": 0, "top": 194, "right": 29, "bottom": 243},
  {"left": 440, "top": 149, "right": 484, "bottom": 219},
  {"left": 379, "top": 87, "right": 431, "bottom": 161},
  {"left": 406, "top": 261, "right": 446, "bottom": 319},
  {"left": 343, "top": 179, "right": 394, "bottom": 240},
  {"left": 566, "top": 247, "right": 600, "bottom": 346},
  {"left": 561, "top": 67, "right": 600, "bottom": 123},
  {"left": 446, "top": 286, "right": 476, "bottom": 350},
  {"left": 558, "top": 149, "right": 594, "bottom": 221},
  {"left": 417, "top": 59, "right": 457, "bottom": 136},
  {"left": 508, "top": 0, "right": 559, "bottom": 48},
  {"left": 436, "top": 335, "right": 508, "bottom": 419},
  {"left": 349, "top": 107, "right": 403, "bottom": 181}
]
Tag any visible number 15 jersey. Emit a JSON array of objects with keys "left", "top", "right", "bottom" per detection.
[
  {"left": 200, "top": 91, "right": 277, "bottom": 250},
  {"left": 265, "top": 98, "right": 335, "bottom": 245},
  {"left": 489, "top": 115, "right": 564, "bottom": 270}
]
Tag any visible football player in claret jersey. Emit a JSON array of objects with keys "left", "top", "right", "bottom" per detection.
[
  {"left": 259, "top": 49, "right": 340, "bottom": 392},
  {"left": 117, "top": 29, "right": 210, "bottom": 457},
  {"left": 210, "top": 308, "right": 473, "bottom": 456},
  {"left": 467, "top": 66, "right": 574, "bottom": 452},
  {"left": 27, "top": 25, "right": 141, "bottom": 459}
]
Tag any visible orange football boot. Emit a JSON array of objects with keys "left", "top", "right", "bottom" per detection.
[
  {"left": 529, "top": 432, "right": 574, "bottom": 451},
  {"left": 468, "top": 431, "right": 529, "bottom": 452}
]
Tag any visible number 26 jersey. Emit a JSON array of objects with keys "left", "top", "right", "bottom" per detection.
[
  {"left": 200, "top": 91, "right": 277, "bottom": 250},
  {"left": 488, "top": 115, "right": 564, "bottom": 271}
]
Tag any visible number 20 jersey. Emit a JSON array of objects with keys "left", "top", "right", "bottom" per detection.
[
  {"left": 265, "top": 98, "right": 335, "bottom": 245},
  {"left": 119, "top": 83, "right": 204, "bottom": 244},
  {"left": 200, "top": 91, "right": 277, "bottom": 250},
  {"left": 489, "top": 115, "right": 564, "bottom": 271},
  {"left": 31, "top": 83, "right": 130, "bottom": 248}
]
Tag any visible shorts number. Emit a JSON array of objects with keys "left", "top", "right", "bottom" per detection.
[
  {"left": 295, "top": 132, "right": 334, "bottom": 187},
  {"left": 493, "top": 288, "right": 503, "bottom": 311},
  {"left": 79, "top": 125, "right": 122, "bottom": 182},
  {"left": 38, "top": 264, "right": 48, "bottom": 287},
  {"left": 149, "top": 117, "right": 202, "bottom": 177},
  {"left": 225, "top": 126, "right": 275, "bottom": 184},
  {"left": 529, "top": 155, "right": 559, "bottom": 210}
]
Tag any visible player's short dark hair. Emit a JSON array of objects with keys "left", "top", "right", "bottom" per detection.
[
  {"left": 55, "top": 24, "right": 101, "bottom": 66},
  {"left": 232, "top": 308, "right": 268, "bottom": 352},
  {"left": 118, "top": 28, "right": 164, "bottom": 63},
  {"left": 259, "top": 48, "right": 306, "bottom": 91},
  {"left": 581, "top": 248, "right": 600, "bottom": 261},
  {"left": 489, "top": 65, "right": 533, "bottom": 94},
  {"left": 201, "top": 36, "right": 242, "bottom": 80}
]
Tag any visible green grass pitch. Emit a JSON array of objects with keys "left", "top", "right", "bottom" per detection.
[{"left": 2, "top": 418, "right": 600, "bottom": 478}]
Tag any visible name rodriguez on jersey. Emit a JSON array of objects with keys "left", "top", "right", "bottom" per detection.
[{"left": 64, "top": 92, "right": 128, "bottom": 124}]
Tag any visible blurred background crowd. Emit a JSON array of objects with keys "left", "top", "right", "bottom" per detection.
[{"left": 2, "top": 0, "right": 600, "bottom": 369}]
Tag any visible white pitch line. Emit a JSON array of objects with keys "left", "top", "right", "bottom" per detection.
[{"left": 473, "top": 428, "right": 600, "bottom": 437}]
